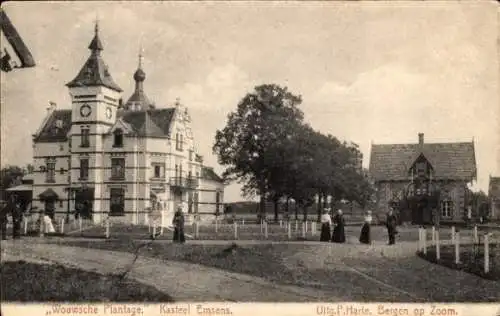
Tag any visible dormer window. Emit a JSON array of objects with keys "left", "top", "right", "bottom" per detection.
[{"left": 113, "top": 129, "right": 123, "bottom": 148}]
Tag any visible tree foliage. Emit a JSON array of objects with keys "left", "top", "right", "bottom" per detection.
[{"left": 213, "top": 84, "right": 373, "bottom": 220}]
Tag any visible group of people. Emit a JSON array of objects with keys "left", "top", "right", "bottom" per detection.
[
  {"left": 0, "top": 195, "right": 24, "bottom": 240},
  {"left": 320, "top": 207, "right": 398, "bottom": 245}
]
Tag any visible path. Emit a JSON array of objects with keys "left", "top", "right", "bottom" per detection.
[{"left": 1, "top": 240, "right": 338, "bottom": 302}]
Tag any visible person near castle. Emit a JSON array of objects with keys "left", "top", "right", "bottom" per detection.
[
  {"left": 320, "top": 208, "right": 332, "bottom": 242},
  {"left": 359, "top": 210, "right": 372, "bottom": 244},
  {"left": 331, "top": 209, "right": 346, "bottom": 243},
  {"left": 386, "top": 207, "right": 398, "bottom": 245},
  {"left": 172, "top": 205, "right": 185, "bottom": 243}
]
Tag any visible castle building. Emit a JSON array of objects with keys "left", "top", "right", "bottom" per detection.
[
  {"left": 30, "top": 23, "right": 224, "bottom": 225},
  {"left": 369, "top": 133, "right": 477, "bottom": 224}
]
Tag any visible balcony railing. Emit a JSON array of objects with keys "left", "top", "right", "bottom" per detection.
[{"left": 169, "top": 177, "right": 199, "bottom": 189}]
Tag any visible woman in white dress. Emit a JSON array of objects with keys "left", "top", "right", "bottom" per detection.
[{"left": 320, "top": 208, "right": 332, "bottom": 242}]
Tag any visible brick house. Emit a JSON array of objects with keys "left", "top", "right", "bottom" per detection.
[
  {"left": 369, "top": 133, "right": 477, "bottom": 224},
  {"left": 489, "top": 176, "right": 500, "bottom": 220}
]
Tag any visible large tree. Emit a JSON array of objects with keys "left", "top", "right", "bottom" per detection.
[
  {"left": 213, "top": 84, "right": 304, "bottom": 219},
  {"left": 1, "top": 165, "right": 26, "bottom": 200}
]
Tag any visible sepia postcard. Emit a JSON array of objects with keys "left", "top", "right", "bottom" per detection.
[{"left": 1, "top": 1, "right": 499, "bottom": 316}]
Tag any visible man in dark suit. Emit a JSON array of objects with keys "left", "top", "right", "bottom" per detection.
[
  {"left": 386, "top": 207, "right": 398, "bottom": 245},
  {"left": 0, "top": 199, "right": 9, "bottom": 240}
]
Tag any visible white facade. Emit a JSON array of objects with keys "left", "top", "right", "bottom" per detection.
[{"left": 31, "top": 24, "right": 224, "bottom": 225}]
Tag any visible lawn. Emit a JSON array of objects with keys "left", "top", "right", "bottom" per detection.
[
  {"left": 44, "top": 239, "right": 419, "bottom": 302},
  {"left": 0, "top": 260, "right": 174, "bottom": 302},
  {"left": 43, "top": 238, "right": 500, "bottom": 302},
  {"left": 418, "top": 243, "right": 500, "bottom": 281}
]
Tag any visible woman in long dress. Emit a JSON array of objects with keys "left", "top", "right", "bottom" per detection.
[
  {"left": 331, "top": 209, "right": 346, "bottom": 243},
  {"left": 172, "top": 207, "right": 185, "bottom": 243},
  {"left": 320, "top": 208, "right": 332, "bottom": 242},
  {"left": 359, "top": 210, "right": 372, "bottom": 244}
]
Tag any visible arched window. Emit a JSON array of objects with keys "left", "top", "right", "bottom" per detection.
[{"left": 113, "top": 129, "right": 123, "bottom": 147}]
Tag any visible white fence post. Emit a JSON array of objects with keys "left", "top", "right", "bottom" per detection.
[
  {"left": 23, "top": 216, "right": 28, "bottom": 235},
  {"left": 418, "top": 227, "right": 422, "bottom": 251},
  {"left": 435, "top": 229, "right": 440, "bottom": 261},
  {"left": 279, "top": 220, "right": 283, "bottom": 228},
  {"left": 215, "top": 217, "right": 218, "bottom": 233},
  {"left": 423, "top": 228, "right": 427, "bottom": 255},
  {"left": 432, "top": 226, "right": 436, "bottom": 245},
  {"left": 305, "top": 221, "right": 308, "bottom": 233},
  {"left": 454, "top": 231, "right": 460, "bottom": 264},
  {"left": 295, "top": 220, "right": 298, "bottom": 233},
  {"left": 451, "top": 226, "right": 455, "bottom": 243},
  {"left": 242, "top": 219, "right": 245, "bottom": 226},
  {"left": 234, "top": 221, "right": 238, "bottom": 239},
  {"left": 79, "top": 217, "right": 82, "bottom": 233},
  {"left": 311, "top": 222, "right": 316, "bottom": 236},
  {"left": 473, "top": 225, "right": 478, "bottom": 244},
  {"left": 60, "top": 218, "right": 64, "bottom": 234},
  {"left": 264, "top": 221, "right": 268, "bottom": 239},
  {"left": 484, "top": 233, "right": 490, "bottom": 274},
  {"left": 105, "top": 219, "right": 110, "bottom": 239},
  {"left": 287, "top": 222, "right": 292, "bottom": 239},
  {"left": 302, "top": 222, "right": 306, "bottom": 238}
]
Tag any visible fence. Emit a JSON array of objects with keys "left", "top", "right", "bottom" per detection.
[{"left": 418, "top": 224, "right": 499, "bottom": 276}]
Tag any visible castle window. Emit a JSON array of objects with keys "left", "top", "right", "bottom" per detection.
[
  {"left": 441, "top": 200, "right": 453, "bottom": 218},
  {"left": 175, "top": 133, "right": 183, "bottom": 151},
  {"left": 81, "top": 127, "right": 90, "bottom": 147},
  {"left": 109, "top": 188, "right": 125, "bottom": 216},
  {"left": 113, "top": 129, "right": 123, "bottom": 148},
  {"left": 46, "top": 162, "right": 56, "bottom": 183},
  {"left": 152, "top": 163, "right": 165, "bottom": 179},
  {"left": 111, "top": 158, "right": 125, "bottom": 180},
  {"left": 80, "top": 158, "right": 89, "bottom": 180}
]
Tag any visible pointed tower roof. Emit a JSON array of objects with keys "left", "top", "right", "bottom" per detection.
[
  {"left": 125, "top": 47, "right": 152, "bottom": 110},
  {"left": 66, "top": 21, "right": 122, "bottom": 92}
]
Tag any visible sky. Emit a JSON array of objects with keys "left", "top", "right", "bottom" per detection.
[{"left": 1, "top": 1, "right": 499, "bottom": 202}]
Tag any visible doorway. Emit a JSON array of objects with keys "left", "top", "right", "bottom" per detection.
[{"left": 44, "top": 200, "right": 55, "bottom": 220}]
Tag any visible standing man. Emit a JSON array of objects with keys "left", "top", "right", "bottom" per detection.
[
  {"left": 386, "top": 207, "right": 398, "bottom": 245},
  {"left": 11, "top": 195, "right": 22, "bottom": 239},
  {"left": 0, "top": 200, "right": 9, "bottom": 240},
  {"left": 466, "top": 205, "right": 472, "bottom": 227}
]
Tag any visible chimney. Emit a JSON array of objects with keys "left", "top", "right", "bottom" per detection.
[{"left": 418, "top": 133, "right": 424, "bottom": 147}]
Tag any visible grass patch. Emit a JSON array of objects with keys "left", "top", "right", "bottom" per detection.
[
  {"left": 418, "top": 243, "right": 500, "bottom": 281},
  {"left": 43, "top": 239, "right": 424, "bottom": 302},
  {"left": 0, "top": 260, "right": 174, "bottom": 302}
]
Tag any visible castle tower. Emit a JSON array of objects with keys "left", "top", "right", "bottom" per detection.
[
  {"left": 66, "top": 20, "right": 123, "bottom": 222},
  {"left": 124, "top": 48, "right": 154, "bottom": 110}
]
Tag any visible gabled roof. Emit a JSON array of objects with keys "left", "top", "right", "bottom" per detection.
[
  {"left": 369, "top": 141, "right": 476, "bottom": 181},
  {"left": 38, "top": 188, "right": 59, "bottom": 200},
  {"left": 33, "top": 109, "right": 72, "bottom": 142},
  {"left": 118, "top": 108, "right": 175, "bottom": 137},
  {"left": 201, "top": 166, "right": 223, "bottom": 183},
  {"left": 66, "top": 24, "right": 122, "bottom": 92},
  {"left": 489, "top": 177, "right": 500, "bottom": 199},
  {"left": 34, "top": 107, "right": 177, "bottom": 142}
]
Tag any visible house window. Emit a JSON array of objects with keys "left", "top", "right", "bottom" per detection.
[
  {"left": 46, "top": 161, "right": 56, "bottom": 183},
  {"left": 416, "top": 162, "right": 426, "bottom": 176},
  {"left": 80, "top": 158, "right": 89, "bottom": 180},
  {"left": 113, "top": 129, "right": 123, "bottom": 147},
  {"left": 111, "top": 158, "right": 125, "bottom": 180},
  {"left": 110, "top": 188, "right": 125, "bottom": 216},
  {"left": 441, "top": 200, "right": 453, "bottom": 218},
  {"left": 81, "top": 127, "right": 90, "bottom": 147},
  {"left": 152, "top": 163, "right": 164, "bottom": 179},
  {"left": 216, "top": 191, "right": 221, "bottom": 214}
]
